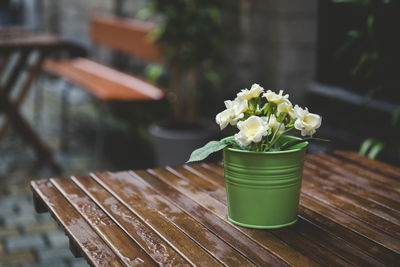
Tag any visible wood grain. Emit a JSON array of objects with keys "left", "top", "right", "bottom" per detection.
[
  {"left": 333, "top": 150, "right": 400, "bottom": 180},
  {"left": 90, "top": 15, "right": 161, "bottom": 62},
  {"left": 43, "top": 58, "right": 164, "bottom": 101},
  {"left": 31, "top": 180, "right": 123, "bottom": 266},
  {"left": 30, "top": 152, "right": 400, "bottom": 266},
  {"left": 50, "top": 178, "right": 157, "bottom": 266},
  {"left": 129, "top": 170, "right": 287, "bottom": 266},
  {"left": 177, "top": 164, "right": 379, "bottom": 267},
  {"left": 71, "top": 175, "right": 190, "bottom": 266},
  {"left": 147, "top": 168, "right": 319, "bottom": 266}
]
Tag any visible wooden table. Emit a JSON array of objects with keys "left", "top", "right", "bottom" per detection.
[
  {"left": 31, "top": 151, "right": 400, "bottom": 266},
  {"left": 0, "top": 29, "right": 82, "bottom": 172}
]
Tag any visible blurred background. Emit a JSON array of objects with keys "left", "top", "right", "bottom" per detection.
[{"left": 0, "top": 0, "right": 399, "bottom": 266}]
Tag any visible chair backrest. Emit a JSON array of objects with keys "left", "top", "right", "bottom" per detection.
[{"left": 90, "top": 15, "right": 161, "bottom": 62}]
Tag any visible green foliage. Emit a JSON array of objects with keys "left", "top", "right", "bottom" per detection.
[
  {"left": 359, "top": 138, "right": 385, "bottom": 159},
  {"left": 187, "top": 137, "right": 235, "bottom": 163},
  {"left": 280, "top": 137, "right": 330, "bottom": 151},
  {"left": 148, "top": 0, "right": 224, "bottom": 124},
  {"left": 151, "top": 0, "right": 223, "bottom": 67},
  {"left": 145, "top": 64, "right": 164, "bottom": 84},
  {"left": 333, "top": 0, "right": 392, "bottom": 97},
  {"left": 332, "top": 0, "right": 398, "bottom": 161}
]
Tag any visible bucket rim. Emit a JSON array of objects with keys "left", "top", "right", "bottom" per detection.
[{"left": 223, "top": 135, "right": 308, "bottom": 155}]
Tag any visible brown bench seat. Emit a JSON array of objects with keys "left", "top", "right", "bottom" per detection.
[
  {"left": 44, "top": 15, "right": 165, "bottom": 102},
  {"left": 44, "top": 57, "right": 165, "bottom": 101}
]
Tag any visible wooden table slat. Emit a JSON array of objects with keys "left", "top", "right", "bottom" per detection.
[
  {"left": 304, "top": 166, "right": 400, "bottom": 219},
  {"left": 304, "top": 161, "right": 400, "bottom": 214},
  {"left": 309, "top": 153, "right": 400, "bottom": 190},
  {"left": 303, "top": 168, "right": 400, "bottom": 229},
  {"left": 89, "top": 172, "right": 229, "bottom": 267},
  {"left": 128, "top": 170, "right": 288, "bottom": 266},
  {"left": 201, "top": 163, "right": 225, "bottom": 177},
  {"left": 301, "top": 194, "right": 400, "bottom": 254},
  {"left": 146, "top": 168, "right": 320, "bottom": 267},
  {"left": 168, "top": 166, "right": 227, "bottom": 204},
  {"left": 294, "top": 217, "right": 385, "bottom": 267},
  {"left": 31, "top": 180, "right": 124, "bottom": 267},
  {"left": 70, "top": 175, "right": 191, "bottom": 266},
  {"left": 305, "top": 160, "right": 400, "bottom": 206},
  {"left": 306, "top": 154, "right": 400, "bottom": 201},
  {"left": 333, "top": 150, "right": 400, "bottom": 180},
  {"left": 50, "top": 178, "right": 157, "bottom": 266},
  {"left": 184, "top": 164, "right": 226, "bottom": 188},
  {"left": 324, "top": 152, "right": 400, "bottom": 185},
  {"left": 172, "top": 165, "right": 378, "bottom": 267},
  {"left": 180, "top": 163, "right": 400, "bottom": 266}
]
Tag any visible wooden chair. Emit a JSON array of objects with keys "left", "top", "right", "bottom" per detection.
[{"left": 43, "top": 15, "right": 165, "bottom": 161}]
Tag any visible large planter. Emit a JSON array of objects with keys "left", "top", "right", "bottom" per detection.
[
  {"left": 222, "top": 135, "right": 308, "bottom": 229},
  {"left": 150, "top": 124, "right": 215, "bottom": 167}
]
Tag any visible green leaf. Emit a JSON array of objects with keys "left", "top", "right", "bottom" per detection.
[
  {"left": 347, "top": 30, "right": 361, "bottom": 38},
  {"left": 280, "top": 137, "right": 330, "bottom": 150},
  {"left": 360, "top": 138, "right": 385, "bottom": 159},
  {"left": 360, "top": 138, "right": 374, "bottom": 155},
  {"left": 368, "top": 142, "right": 384, "bottom": 159},
  {"left": 145, "top": 64, "right": 164, "bottom": 84},
  {"left": 187, "top": 140, "right": 228, "bottom": 163}
]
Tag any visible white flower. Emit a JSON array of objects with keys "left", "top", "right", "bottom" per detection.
[
  {"left": 225, "top": 98, "right": 248, "bottom": 125},
  {"left": 263, "top": 90, "right": 289, "bottom": 104},
  {"left": 277, "top": 99, "right": 294, "bottom": 118},
  {"left": 234, "top": 116, "right": 269, "bottom": 146},
  {"left": 216, "top": 108, "right": 235, "bottom": 130},
  {"left": 293, "top": 105, "right": 322, "bottom": 136},
  {"left": 292, "top": 105, "right": 308, "bottom": 120},
  {"left": 237, "top": 83, "right": 264, "bottom": 100},
  {"left": 269, "top": 115, "right": 285, "bottom": 135},
  {"left": 215, "top": 98, "right": 248, "bottom": 129}
]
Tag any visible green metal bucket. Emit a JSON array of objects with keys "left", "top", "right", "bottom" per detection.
[{"left": 222, "top": 136, "right": 308, "bottom": 229}]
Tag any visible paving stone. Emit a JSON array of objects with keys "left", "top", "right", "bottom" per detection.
[
  {"left": 0, "top": 250, "right": 36, "bottom": 265},
  {"left": 69, "top": 257, "right": 89, "bottom": 267},
  {"left": 46, "top": 231, "right": 69, "bottom": 248},
  {"left": 0, "top": 227, "right": 20, "bottom": 238},
  {"left": 35, "top": 212, "right": 53, "bottom": 222},
  {"left": 22, "top": 259, "right": 68, "bottom": 267},
  {"left": 0, "top": 195, "right": 19, "bottom": 217},
  {"left": 5, "top": 234, "right": 46, "bottom": 253},
  {"left": 24, "top": 221, "right": 59, "bottom": 233},
  {"left": 35, "top": 246, "right": 74, "bottom": 262},
  {"left": 15, "top": 199, "right": 37, "bottom": 216},
  {"left": 8, "top": 183, "right": 31, "bottom": 196},
  {"left": 2, "top": 213, "right": 37, "bottom": 227},
  {"left": 0, "top": 202, "right": 16, "bottom": 216}
]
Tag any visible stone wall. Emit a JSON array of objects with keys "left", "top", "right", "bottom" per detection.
[
  {"left": 39, "top": 0, "right": 318, "bottom": 104},
  {"left": 221, "top": 0, "right": 318, "bottom": 104}
]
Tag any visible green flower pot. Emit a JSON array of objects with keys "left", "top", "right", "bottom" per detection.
[{"left": 222, "top": 135, "right": 308, "bottom": 229}]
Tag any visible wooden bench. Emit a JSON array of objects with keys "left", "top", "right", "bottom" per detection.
[{"left": 43, "top": 15, "right": 165, "bottom": 102}]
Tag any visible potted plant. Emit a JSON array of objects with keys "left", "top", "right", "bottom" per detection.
[
  {"left": 188, "top": 83, "right": 326, "bottom": 229},
  {"left": 147, "top": 0, "right": 223, "bottom": 166}
]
